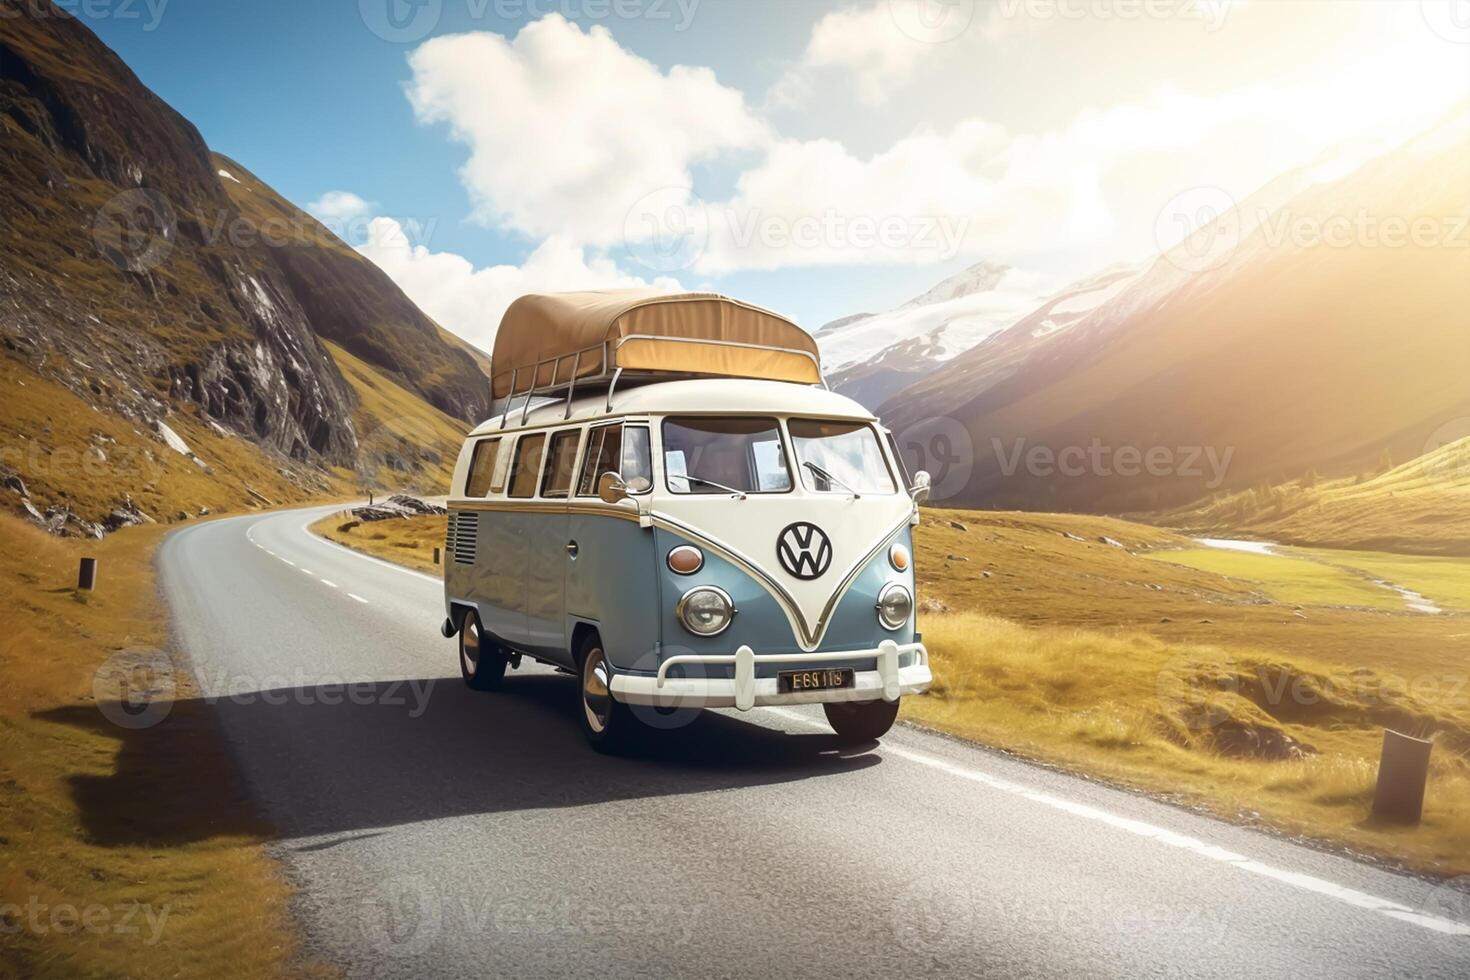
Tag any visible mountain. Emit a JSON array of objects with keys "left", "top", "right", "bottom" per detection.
[
  {"left": 211, "top": 154, "right": 489, "bottom": 422},
  {"left": 825, "top": 261, "right": 1143, "bottom": 409},
  {"left": 0, "top": 4, "right": 484, "bottom": 530},
  {"left": 878, "top": 108, "right": 1470, "bottom": 514},
  {"left": 1158, "top": 436, "right": 1470, "bottom": 556}
]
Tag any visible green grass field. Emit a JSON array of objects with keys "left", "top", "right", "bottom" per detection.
[
  {"left": 1297, "top": 548, "right": 1470, "bottom": 614},
  {"left": 1145, "top": 548, "right": 1409, "bottom": 611}
]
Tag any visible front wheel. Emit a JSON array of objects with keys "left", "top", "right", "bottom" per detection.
[
  {"left": 459, "top": 610, "right": 508, "bottom": 691},
  {"left": 578, "top": 634, "right": 636, "bottom": 753},
  {"left": 823, "top": 698, "right": 900, "bottom": 743}
]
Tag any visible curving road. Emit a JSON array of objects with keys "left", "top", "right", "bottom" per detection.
[{"left": 159, "top": 506, "right": 1470, "bottom": 978}]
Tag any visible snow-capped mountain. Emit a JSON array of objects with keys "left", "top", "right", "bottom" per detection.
[
  {"left": 820, "top": 259, "right": 1146, "bottom": 409},
  {"left": 817, "top": 261, "right": 1056, "bottom": 408},
  {"left": 878, "top": 107, "right": 1470, "bottom": 514}
]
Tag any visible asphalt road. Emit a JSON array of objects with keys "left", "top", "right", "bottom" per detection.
[{"left": 158, "top": 505, "right": 1470, "bottom": 979}]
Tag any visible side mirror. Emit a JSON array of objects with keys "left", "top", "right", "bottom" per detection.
[
  {"left": 598, "top": 471, "right": 630, "bottom": 505},
  {"left": 909, "top": 470, "right": 932, "bottom": 504}
]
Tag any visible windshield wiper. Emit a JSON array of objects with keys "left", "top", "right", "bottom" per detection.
[
  {"left": 671, "top": 474, "right": 747, "bottom": 499},
  {"left": 802, "top": 461, "right": 861, "bottom": 498}
]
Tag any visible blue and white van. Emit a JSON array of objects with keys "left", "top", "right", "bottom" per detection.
[{"left": 441, "top": 290, "right": 932, "bottom": 749}]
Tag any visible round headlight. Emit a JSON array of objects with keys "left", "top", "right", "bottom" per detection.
[
  {"left": 677, "top": 586, "right": 735, "bottom": 636},
  {"left": 668, "top": 545, "right": 704, "bottom": 575},
  {"left": 876, "top": 583, "right": 913, "bottom": 631},
  {"left": 889, "top": 542, "right": 910, "bottom": 572}
]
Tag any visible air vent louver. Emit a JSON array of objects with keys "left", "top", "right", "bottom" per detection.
[{"left": 447, "top": 511, "right": 478, "bottom": 565}]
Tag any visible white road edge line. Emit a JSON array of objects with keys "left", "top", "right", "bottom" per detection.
[
  {"left": 296, "top": 513, "right": 441, "bottom": 585},
  {"left": 256, "top": 508, "right": 1470, "bottom": 936},
  {"left": 766, "top": 708, "right": 1470, "bottom": 937}
]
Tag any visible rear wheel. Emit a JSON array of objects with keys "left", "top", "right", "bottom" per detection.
[
  {"left": 459, "top": 610, "right": 508, "bottom": 691},
  {"left": 823, "top": 698, "right": 900, "bottom": 743},
  {"left": 578, "top": 634, "right": 635, "bottom": 752}
]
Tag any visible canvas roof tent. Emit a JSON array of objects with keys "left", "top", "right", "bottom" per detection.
[{"left": 489, "top": 289, "right": 823, "bottom": 402}]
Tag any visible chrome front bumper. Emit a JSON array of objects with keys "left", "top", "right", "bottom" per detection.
[{"left": 608, "top": 640, "right": 932, "bottom": 711}]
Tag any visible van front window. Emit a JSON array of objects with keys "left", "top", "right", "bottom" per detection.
[
  {"left": 789, "top": 419, "right": 896, "bottom": 495},
  {"left": 662, "top": 417, "right": 791, "bottom": 495}
]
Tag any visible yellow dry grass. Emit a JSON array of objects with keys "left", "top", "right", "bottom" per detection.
[
  {"left": 1, "top": 356, "right": 346, "bottom": 527},
  {"left": 0, "top": 514, "right": 309, "bottom": 978},
  {"left": 323, "top": 341, "right": 468, "bottom": 498},
  {"left": 327, "top": 504, "right": 1470, "bottom": 875},
  {"left": 907, "top": 611, "right": 1470, "bottom": 876},
  {"left": 1160, "top": 437, "right": 1470, "bottom": 555},
  {"left": 310, "top": 511, "right": 447, "bottom": 577}
]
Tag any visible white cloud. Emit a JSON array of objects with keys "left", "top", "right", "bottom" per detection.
[
  {"left": 356, "top": 216, "right": 679, "bottom": 351},
  {"left": 308, "top": 190, "right": 376, "bottom": 226},
  {"left": 405, "top": 15, "right": 768, "bottom": 247},
  {"left": 698, "top": 113, "right": 1116, "bottom": 272},
  {"left": 781, "top": 2, "right": 931, "bottom": 106}
]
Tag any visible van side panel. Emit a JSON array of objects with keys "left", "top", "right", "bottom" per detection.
[
  {"left": 477, "top": 510, "right": 528, "bottom": 646},
  {"left": 524, "top": 510, "right": 570, "bottom": 660},
  {"left": 566, "top": 513, "right": 658, "bottom": 670}
]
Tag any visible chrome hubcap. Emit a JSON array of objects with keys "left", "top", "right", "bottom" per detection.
[
  {"left": 582, "top": 647, "right": 612, "bottom": 734},
  {"left": 461, "top": 620, "right": 481, "bottom": 674}
]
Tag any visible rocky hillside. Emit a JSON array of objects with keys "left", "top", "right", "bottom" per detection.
[
  {"left": 212, "top": 153, "right": 489, "bottom": 423},
  {"left": 879, "top": 109, "right": 1470, "bottom": 513},
  {"left": 0, "top": 4, "right": 484, "bottom": 530}
]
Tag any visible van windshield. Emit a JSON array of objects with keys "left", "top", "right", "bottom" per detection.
[
  {"left": 662, "top": 417, "right": 791, "bottom": 494},
  {"left": 788, "top": 419, "right": 896, "bottom": 495}
]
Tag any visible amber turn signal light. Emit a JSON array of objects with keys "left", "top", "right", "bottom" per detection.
[{"left": 668, "top": 545, "right": 705, "bottom": 575}]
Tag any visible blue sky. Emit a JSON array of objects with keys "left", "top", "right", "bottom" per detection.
[{"left": 82, "top": 1, "right": 1469, "bottom": 353}]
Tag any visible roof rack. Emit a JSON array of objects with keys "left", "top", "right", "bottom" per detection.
[
  {"left": 493, "top": 335, "right": 827, "bottom": 428},
  {"left": 489, "top": 290, "right": 826, "bottom": 421}
]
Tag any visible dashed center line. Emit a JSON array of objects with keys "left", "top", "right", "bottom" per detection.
[
  {"left": 319, "top": 580, "right": 338, "bottom": 589},
  {"left": 347, "top": 593, "right": 369, "bottom": 604}
]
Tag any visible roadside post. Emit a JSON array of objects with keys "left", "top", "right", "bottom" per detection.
[
  {"left": 1372, "top": 730, "right": 1433, "bottom": 825},
  {"left": 78, "top": 557, "right": 98, "bottom": 591}
]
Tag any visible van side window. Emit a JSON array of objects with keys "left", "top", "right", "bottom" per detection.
[
  {"left": 577, "top": 424, "right": 620, "bottom": 496},
  {"left": 578, "top": 424, "right": 652, "bottom": 496},
  {"left": 621, "top": 426, "right": 652, "bottom": 493},
  {"left": 508, "top": 434, "right": 546, "bottom": 499},
  {"left": 884, "top": 431, "right": 911, "bottom": 487},
  {"left": 464, "top": 438, "right": 501, "bottom": 497},
  {"left": 540, "top": 429, "right": 581, "bottom": 498}
]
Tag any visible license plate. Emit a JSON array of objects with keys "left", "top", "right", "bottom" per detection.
[{"left": 778, "top": 668, "right": 855, "bottom": 693}]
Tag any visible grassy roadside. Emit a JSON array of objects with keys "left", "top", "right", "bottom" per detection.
[
  {"left": 908, "top": 612, "right": 1470, "bottom": 875},
  {"left": 323, "top": 507, "right": 1470, "bottom": 876},
  {"left": 0, "top": 514, "right": 306, "bottom": 978},
  {"left": 310, "top": 510, "right": 447, "bottom": 577}
]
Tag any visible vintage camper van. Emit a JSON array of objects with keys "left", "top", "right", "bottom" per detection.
[{"left": 441, "top": 290, "right": 933, "bottom": 750}]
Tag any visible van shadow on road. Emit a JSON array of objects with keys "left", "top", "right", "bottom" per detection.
[{"left": 39, "top": 672, "right": 882, "bottom": 847}]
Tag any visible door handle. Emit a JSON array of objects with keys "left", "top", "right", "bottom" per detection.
[{"left": 566, "top": 540, "right": 579, "bottom": 560}]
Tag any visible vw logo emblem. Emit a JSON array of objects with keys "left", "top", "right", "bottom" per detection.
[{"left": 777, "top": 522, "right": 833, "bottom": 580}]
